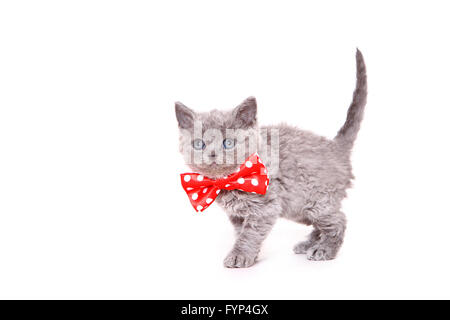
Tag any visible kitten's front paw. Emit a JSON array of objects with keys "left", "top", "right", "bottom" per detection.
[{"left": 223, "top": 252, "right": 257, "bottom": 268}]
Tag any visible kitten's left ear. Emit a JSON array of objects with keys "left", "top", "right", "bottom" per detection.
[
  {"left": 232, "top": 96, "right": 257, "bottom": 128},
  {"left": 175, "top": 102, "right": 195, "bottom": 128}
]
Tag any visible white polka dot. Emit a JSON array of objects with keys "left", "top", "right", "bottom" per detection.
[
  {"left": 203, "top": 188, "right": 208, "bottom": 193},
  {"left": 258, "top": 158, "right": 263, "bottom": 164},
  {"left": 265, "top": 180, "right": 268, "bottom": 186},
  {"left": 236, "top": 167, "right": 240, "bottom": 172},
  {"left": 206, "top": 198, "right": 213, "bottom": 204},
  {"left": 197, "top": 175, "right": 204, "bottom": 181},
  {"left": 216, "top": 190, "right": 220, "bottom": 194},
  {"left": 186, "top": 187, "right": 193, "bottom": 191},
  {"left": 184, "top": 175, "right": 191, "bottom": 182},
  {"left": 237, "top": 178, "right": 245, "bottom": 184},
  {"left": 191, "top": 193, "right": 198, "bottom": 200},
  {"left": 225, "top": 184, "right": 230, "bottom": 188},
  {"left": 245, "top": 161, "right": 253, "bottom": 168},
  {"left": 264, "top": 169, "right": 267, "bottom": 174},
  {"left": 196, "top": 205, "right": 203, "bottom": 211},
  {"left": 251, "top": 179, "right": 258, "bottom": 186}
]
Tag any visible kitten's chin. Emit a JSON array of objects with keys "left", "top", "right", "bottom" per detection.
[{"left": 189, "top": 163, "right": 239, "bottom": 180}]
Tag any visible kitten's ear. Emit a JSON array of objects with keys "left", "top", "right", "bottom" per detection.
[
  {"left": 232, "top": 96, "right": 257, "bottom": 128},
  {"left": 175, "top": 102, "right": 195, "bottom": 128}
]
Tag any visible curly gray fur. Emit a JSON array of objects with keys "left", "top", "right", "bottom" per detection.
[{"left": 175, "top": 50, "right": 367, "bottom": 267}]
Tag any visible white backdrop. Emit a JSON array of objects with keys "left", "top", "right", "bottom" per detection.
[{"left": 1, "top": 0, "right": 450, "bottom": 299}]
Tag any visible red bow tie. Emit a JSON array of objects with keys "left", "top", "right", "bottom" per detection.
[{"left": 180, "top": 153, "right": 270, "bottom": 212}]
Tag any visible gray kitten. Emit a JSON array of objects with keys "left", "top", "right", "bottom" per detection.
[{"left": 175, "top": 50, "right": 367, "bottom": 268}]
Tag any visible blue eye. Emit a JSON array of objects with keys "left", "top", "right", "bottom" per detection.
[
  {"left": 223, "top": 138, "right": 236, "bottom": 149},
  {"left": 192, "top": 139, "right": 205, "bottom": 150}
]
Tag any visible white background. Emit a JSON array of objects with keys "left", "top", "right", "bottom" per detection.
[{"left": 1, "top": 0, "right": 449, "bottom": 299}]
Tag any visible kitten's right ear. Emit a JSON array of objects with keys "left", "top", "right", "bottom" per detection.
[
  {"left": 232, "top": 96, "right": 257, "bottom": 128},
  {"left": 175, "top": 102, "right": 195, "bottom": 128}
]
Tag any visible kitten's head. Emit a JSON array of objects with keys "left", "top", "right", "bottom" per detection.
[{"left": 175, "top": 97, "right": 259, "bottom": 179}]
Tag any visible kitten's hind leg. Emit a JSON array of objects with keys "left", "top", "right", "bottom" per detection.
[
  {"left": 305, "top": 211, "right": 346, "bottom": 261},
  {"left": 293, "top": 229, "right": 321, "bottom": 254}
]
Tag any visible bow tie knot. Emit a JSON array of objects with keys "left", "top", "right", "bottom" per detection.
[{"left": 180, "top": 153, "right": 270, "bottom": 212}]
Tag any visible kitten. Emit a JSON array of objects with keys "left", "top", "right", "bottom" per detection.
[{"left": 175, "top": 49, "right": 367, "bottom": 268}]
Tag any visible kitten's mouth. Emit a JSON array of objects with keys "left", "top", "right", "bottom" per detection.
[{"left": 191, "top": 163, "right": 239, "bottom": 180}]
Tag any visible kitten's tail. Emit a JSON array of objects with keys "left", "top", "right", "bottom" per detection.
[{"left": 334, "top": 49, "right": 368, "bottom": 149}]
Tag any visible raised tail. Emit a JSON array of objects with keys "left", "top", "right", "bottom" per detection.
[{"left": 335, "top": 49, "right": 368, "bottom": 149}]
